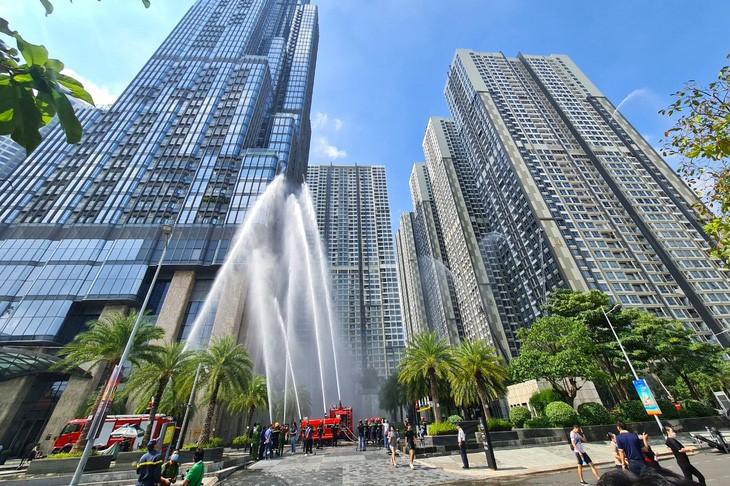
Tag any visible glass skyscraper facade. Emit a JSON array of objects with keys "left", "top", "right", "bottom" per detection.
[
  {"left": 398, "top": 50, "right": 730, "bottom": 361},
  {"left": 0, "top": 0, "right": 318, "bottom": 454}
]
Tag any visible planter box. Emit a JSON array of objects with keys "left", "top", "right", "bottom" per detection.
[
  {"left": 27, "top": 454, "right": 113, "bottom": 475},
  {"left": 113, "top": 450, "right": 145, "bottom": 466},
  {"left": 177, "top": 447, "right": 224, "bottom": 463}
]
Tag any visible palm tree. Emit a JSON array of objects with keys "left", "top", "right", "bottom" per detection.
[
  {"left": 121, "top": 342, "right": 197, "bottom": 446},
  {"left": 227, "top": 374, "right": 268, "bottom": 429},
  {"left": 398, "top": 331, "right": 456, "bottom": 423},
  {"left": 451, "top": 339, "right": 508, "bottom": 422},
  {"left": 52, "top": 310, "right": 164, "bottom": 452},
  {"left": 197, "top": 335, "right": 253, "bottom": 444}
]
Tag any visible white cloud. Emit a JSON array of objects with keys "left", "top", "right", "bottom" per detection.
[
  {"left": 334, "top": 118, "right": 343, "bottom": 131},
  {"left": 312, "top": 112, "right": 329, "bottom": 129},
  {"left": 315, "top": 136, "right": 347, "bottom": 160},
  {"left": 61, "top": 68, "right": 119, "bottom": 106}
]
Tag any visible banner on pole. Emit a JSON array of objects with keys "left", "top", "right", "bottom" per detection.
[
  {"left": 416, "top": 396, "right": 431, "bottom": 412},
  {"left": 633, "top": 379, "right": 662, "bottom": 416}
]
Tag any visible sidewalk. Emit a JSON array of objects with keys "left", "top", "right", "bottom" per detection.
[{"left": 418, "top": 432, "right": 693, "bottom": 479}]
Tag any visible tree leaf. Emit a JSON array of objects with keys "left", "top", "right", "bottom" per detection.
[
  {"left": 56, "top": 73, "right": 95, "bottom": 105},
  {"left": 40, "top": 0, "right": 54, "bottom": 16},
  {"left": 15, "top": 35, "right": 49, "bottom": 67},
  {"left": 52, "top": 89, "right": 83, "bottom": 143},
  {"left": 9, "top": 85, "right": 43, "bottom": 152},
  {"left": 46, "top": 58, "right": 64, "bottom": 72}
]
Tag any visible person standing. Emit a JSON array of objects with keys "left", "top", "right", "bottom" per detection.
[
  {"left": 304, "top": 423, "right": 314, "bottom": 455},
  {"left": 161, "top": 450, "right": 180, "bottom": 484},
  {"left": 332, "top": 422, "right": 339, "bottom": 447},
  {"left": 615, "top": 421, "right": 645, "bottom": 475},
  {"left": 607, "top": 432, "right": 625, "bottom": 470},
  {"left": 251, "top": 424, "right": 260, "bottom": 460},
  {"left": 664, "top": 425, "right": 706, "bottom": 485},
  {"left": 258, "top": 424, "right": 266, "bottom": 460},
  {"left": 383, "top": 419, "right": 390, "bottom": 450},
  {"left": 405, "top": 424, "right": 416, "bottom": 470},
  {"left": 278, "top": 425, "right": 286, "bottom": 457},
  {"left": 316, "top": 422, "right": 324, "bottom": 449},
  {"left": 182, "top": 448, "right": 204, "bottom": 486},
  {"left": 263, "top": 425, "right": 273, "bottom": 460},
  {"left": 136, "top": 439, "right": 166, "bottom": 486},
  {"left": 271, "top": 423, "right": 280, "bottom": 457},
  {"left": 357, "top": 420, "right": 366, "bottom": 451},
  {"left": 457, "top": 423, "right": 469, "bottom": 469},
  {"left": 570, "top": 424, "right": 600, "bottom": 485},
  {"left": 388, "top": 426, "right": 397, "bottom": 467},
  {"left": 289, "top": 422, "right": 298, "bottom": 454}
]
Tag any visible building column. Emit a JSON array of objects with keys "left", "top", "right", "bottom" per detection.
[
  {"left": 0, "top": 376, "right": 34, "bottom": 447},
  {"left": 156, "top": 270, "right": 196, "bottom": 343},
  {"left": 37, "top": 305, "right": 128, "bottom": 454}
]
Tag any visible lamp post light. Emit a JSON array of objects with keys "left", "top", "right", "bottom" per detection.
[
  {"left": 601, "top": 304, "right": 664, "bottom": 433},
  {"left": 70, "top": 225, "right": 173, "bottom": 486}
]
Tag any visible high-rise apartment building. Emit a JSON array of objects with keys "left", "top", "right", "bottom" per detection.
[
  {"left": 0, "top": 0, "right": 318, "bottom": 453},
  {"left": 399, "top": 50, "right": 730, "bottom": 360},
  {"left": 306, "top": 165, "right": 405, "bottom": 384},
  {"left": 401, "top": 164, "right": 464, "bottom": 346}
]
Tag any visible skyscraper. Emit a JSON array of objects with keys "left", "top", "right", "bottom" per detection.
[
  {"left": 0, "top": 0, "right": 318, "bottom": 453},
  {"left": 399, "top": 50, "right": 730, "bottom": 360},
  {"left": 306, "top": 164, "right": 404, "bottom": 408}
]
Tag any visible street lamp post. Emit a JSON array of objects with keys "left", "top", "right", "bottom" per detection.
[
  {"left": 601, "top": 304, "right": 664, "bottom": 433},
  {"left": 712, "top": 328, "right": 730, "bottom": 348},
  {"left": 70, "top": 225, "right": 173, "bottom": 486}
]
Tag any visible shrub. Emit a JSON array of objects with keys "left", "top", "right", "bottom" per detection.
[
  {"left": 447, "top": 414, "right": 463, "bottom": 424},
  {"left": 187, "top": 436, "right": 224, "bottom": 450},
  {"left": 524, "top": 416, "right": 552, "bottom": 429},
  {"left": 509, "top": 406, "right": 532, "bottom": 428},
  {"left": 656, "top": 400, "right": 683, "bottom": 420},
  {"left": 232, "top": 435, "right": 249, "bottom": 449},
  {"left": 545, "top": 401, "right": 578, "bottom": 427},
  {"left": 577, "top": 402, "right": 611, "bottom": 425},
  {"left": 681, "top": 400, "right": 717, "bottom": 418},
  {"left": 618, "top": 400, "right": 650, "bottom": 423},
  {"left": 530, "top": 389, "right": 565, "bottom": 416},
  {"left": 427, "top": 421, "right": 458, "bottom": 436},
  {"left": 486, "top": 418, "right": 513, "bottom": 431},
  {"left": 48, "top": 450, "right": 98, "bottom": 459}
]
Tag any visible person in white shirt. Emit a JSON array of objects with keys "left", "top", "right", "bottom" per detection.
[
  {"left": 570, "top": 424, "right": 600, "bottom": 485},
  {"left": 457, "top": 423, "right": 469, "bottom": 469},
  {"left": 383, "top": 419, "right": 390, "bottom": 450}
]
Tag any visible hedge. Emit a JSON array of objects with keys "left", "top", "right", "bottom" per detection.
[
  {"left": 530, "top": 389, "right": 565, "bottom": 415},
  {"left": 486, "top": 418, "right": 513, "bottom": 431},
  {"left": 447, "top": 414, "right": 463, "bottom": 424},
  {"left": 428, "top": 421, "right": 458, "bottom": 436},
  {"left": 545, "top": 401, "right": 578, "bottom": 427},
  {"left": 509, "top": 406, "right": 532, "bottom": 428},
  {"left": 524, "top": 416, "right": 552, "bottom": 429},
  {"left": 577, "top": 402, "right": 612, "bottom": 425}
]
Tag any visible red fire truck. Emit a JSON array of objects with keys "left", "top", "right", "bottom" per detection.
[
  {"left": 329, "top": 404, "right": 353, "bottom": 437},
  {"left": 52, "top": 414, "right": 173, "bottom": 453},
  {"left": 300, "top": 417, "right": 341, "bottom": 444}
]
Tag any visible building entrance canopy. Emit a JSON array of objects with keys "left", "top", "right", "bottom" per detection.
[{"left": 0, "top": 346, "right": 87, "bottom": 382}]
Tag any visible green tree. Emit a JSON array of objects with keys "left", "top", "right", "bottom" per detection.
[
  {"left": 509, "top": 315, "right": 600, "bottom": 405},
  {"left": 450, "top": 340, "right": 508, "bottom": 421},
  {"left": 379, "top": 372, "right": 410, "bottom": 421},
  {"left": 121, "top": 342, "right": 196, "bottom": 447},
  {"left": 267, "top": 384, "right": 311, "bottom": 424},
  {"left": 628, "top": 313, "right": 724, "bottom": 400},
  {"left": 196, "top": 336, "right": 253, "bottom": 444},
  {"left": 660, "top": 55, "right": 730, "bottom": 261},
  {"left": 398, "top": 331, "right": 456, "bottom": 423},
  {"left": 227, "top": 374, "right": 268, "bottom": 430},
  {"left": 51, "top": 310, "right": 163, "bottom": 452},
  {"left": 544, "top": 289, "right": 635, "bottom": 402}
]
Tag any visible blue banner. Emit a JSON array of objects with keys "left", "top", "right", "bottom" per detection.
[{"left": 633, "top": 379, "right": 662, "bottom": 416}]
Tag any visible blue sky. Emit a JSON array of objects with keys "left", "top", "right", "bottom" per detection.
[{"left": 2, "top": 0, "right": 727, "bottom": 231}]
